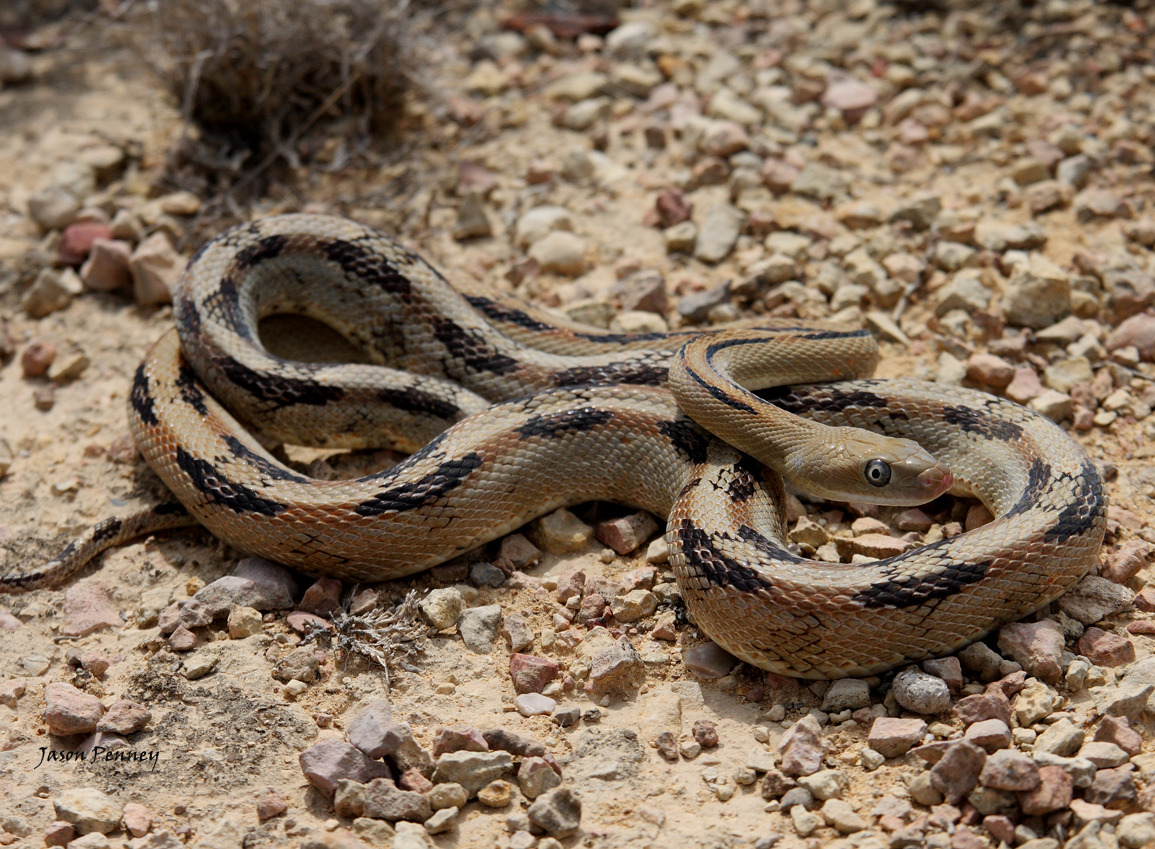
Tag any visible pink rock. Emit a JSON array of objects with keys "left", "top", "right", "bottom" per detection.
[
  {"left": 299, "top": 739, "right": 391, "bottom": 797},
  {"left": 1018, "top": 764, "right": 1072, "bottom": 815},
  {"left": 286, "top": 611, "right": 333, "bottom": 633},
  {"left": 822, "top": 77, "right": 878, "bottom": 121},
  {"left": 432, "top": 726, "right": 488, "bottom": 756},
  {"left": 778, "top": 714, "right": 825, "bottom": 776},
  {"left": 682, "top": 641, "right": 737, "bottom": 679},
  {"left": 595, "top": 512, "right": 659, "bottom": 555},
  {"left": 167, "top": 624, "right": 197, "bottom": 651},
  {"left": 494, "top": 533, "right": 541, "bottom": 571},
  {"left": 997, "top": 619, "right": 1064, "bottom": 683},
  {"left": 43, "top": 821, "right": 76, "bottom": 847},
  {"left": 509, "top": 653, "right": 560, "bottom": 694},
  {"left": 1093, "top": 716, "right": 1142, "bottom": 756},
  {"left": 59, "top": 222, "right": 113, "bottom": 264},
  {"left": 1005, "top": 367, "right": 1044, "bottom": 403},
  {"left": 868, "top": 717, "right": 927, "bottom": 758},
  {"left": 122, "top": 803, "right": 151, "bottom": 837},
  {"left": 1077, "top": 627, "right": 1135, "bottom": 667},
  {"left": 96, "top": 699, "right": 151, "bottom": 734},
  {"left": 922, "top": 657, "right": 963, "bottom": 692},
  {"left": 929, "top": 740, "right": 987, "bottom": 804},
  {"left": 978, "top": 748, "right": 1040, "bottom": 791},
  {"left": 43, "top": 682, "right": 105, "bottom": 735},
  {"left": 1102, "top": 540, "right": 1152, "bottom": 584},
  {"left": 655, "top": 188, "right": 693, "bottom": 228},
  {"left": 964, "top": 718, "right": 1011, "bottom": 753},
  {"left": 62, "top": 580, "right": 123, "bottom": 636},
  {"left": 20, "top": 338, "right": 56, "bottom": 378},
  {"left": 0, "top": 678, "right": 26, "bottom": 707},
  {"left": 298, "top": 577, "right": 343, "bottom": 616},
  {"left": 398, "top": 767, "right": 433, "bottom": 794},
  {"left": 1106, "top": 312, "right": 1155, "bottom": 361},
  {"left": 255, "top": 787, "right": 288, "bottom": 820},
  {"left": 556, "top": 569, "right": 585, "bottom": 604}
]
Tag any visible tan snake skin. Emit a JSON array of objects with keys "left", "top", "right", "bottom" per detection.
[{"left": 5, "top": 215, "right": 1107, "bottom": 678}]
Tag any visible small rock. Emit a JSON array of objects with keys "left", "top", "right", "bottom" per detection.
[
  {"left": 515, "top": 693, "right": 556, "bottom": 717},
  {"left": 693, "top": 205, "right": 744, "bottom": 264},
  {"left": 586, "top": 637, "right": 645, "bottom": 697},
  {"left": 1018, "top": 764, "right": 1073, "bottom": 815},
  {"left": 299, "top": 740, "right": 392, "bottom": 796},
  {"left": 363, "top": 778, "right": 431, "bottom": 822},
  {"left": 27, "top": 185, "right": 81, "bottom": 231},
  {"left": 431, "top": 751, "right": 513, "bottom": 796},
  {"left": 22, "top": 268, "right": 83, "bottom": 318},
  {"left": 533, "top": 509, "right": 593, "bottom": 554},
  {"left": 129, "top": 232, "right": 181, "bottom": 306},
  {"left": 452, "top": 193, "right": 491, "bottom": 241},
  {"left": 419, "top": 588, "right": 464, "bottom": 630},
  {"left": 1077, "top": 627, "right": 1135, "bottom": 667},
  {"left": 965, "top": 719, "right": 1011, "bottom": 753},
  {"left": 1093, "top": 716, "right": 1142, "bottom": 756},
  {"left": 778, "top": 715, "right": 825, "bottom": 777},
  {"left": 692, "top": 719, "right": 719, "bottom": 749},
  {"left": 1034, "top": 718, "right": 1084, "bottom": 756},
  {"left": 1002, "top": 254, "right": 1071, "bottom": 329},
  {"left": 227, "top": 606, "right": 263, "bottom": 639},
  {"left": 868, "top": 717, "right": 927, "bottom": 758},
  {"left": 427, "top": 782, "right": 468, "bottom": 810},
  {"left": 892, "top": 668, "right": 952, "bottom": 715},
  {"left": 255, "top": 787, "right": 288, "bottom": 821},
  {"left": 334, "top": 779, "right": 366, "bottom": 818},
  {"left": 595, "top": 513, "right": 658, "bottom": 555},
  {"left": 457, "top": 604, "right": 503, "bottom": 653},
  {"left": 821, "top": 77, "right": 877, "bottom": 122},
  {"left": 1084, "top": 765, "right": 1137, "bottom": 808},
  {"left": 822, "top": 679, "right": 870, "bottom": 712},
  {"left": 821, "top": 798, "right": 866, "bottom": 834},
  {"left": 121, "top": 802, "right": 151, "bottom": 837},
  {"left": 797, "top": 768, "right": 847, "bottom": 801},
  {"left": 997, "top": 620, "right": 1064, "bottom": 683},
  {"left": 44, "top": 682, "right": 105, "bottom": 735},
  {"left": 94, "top": 700, "right": 150, "bottom": 735},
  {"left": 929, "top": 740, "right": 987, "bottom": 805},
  {"left": 528, "top": 231, "right": 586, "bottom": 276},
  {"left": 979, "top": 749, "right": 1040, "bottom": 791},
  {"left": 52, "top": 788, "right": 120, "bottom": 835},
  {"left": 517, "top": 757, "right": 561, "bottom": 800},
  {"left": 423, "top": 806, "right": 457, "bottom": 835},
  {"left": 1077, "top": 741, "right": 1129, "bottom": 769},
  {"left": 527, "top": 787, "right": 581, "bottom": 838}
]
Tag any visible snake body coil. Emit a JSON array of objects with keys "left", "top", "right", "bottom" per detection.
[{"left": 9, "top": 215, "right": 1107, "bottom": 679}]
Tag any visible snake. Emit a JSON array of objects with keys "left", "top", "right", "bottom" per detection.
[{"left": 3, "top": 214, "right": 1107, "bottom": 679}]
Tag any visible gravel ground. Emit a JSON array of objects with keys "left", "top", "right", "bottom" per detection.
[{"left": 1, "top": 1, "right": 1155, "bottom": 848}]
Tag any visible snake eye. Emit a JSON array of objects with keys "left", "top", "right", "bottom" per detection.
[{"left": 864, "top": 459, "right": 892, "bottom": 488}]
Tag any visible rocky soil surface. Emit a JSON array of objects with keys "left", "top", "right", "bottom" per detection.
[{"left": 2, "top": 1, "right": 1155, "bottom": 848}]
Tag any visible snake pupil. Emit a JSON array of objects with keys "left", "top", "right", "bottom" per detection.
[{"left": 865, "top": 459, "right": 891, "bottom": 488}]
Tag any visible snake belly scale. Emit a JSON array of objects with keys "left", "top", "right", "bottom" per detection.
[{"left": 5, "top": 214, "right": 1107, "bottom": 679}]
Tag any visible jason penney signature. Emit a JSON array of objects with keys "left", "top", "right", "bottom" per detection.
[{"left": 35, "top": 746, "right": 161, "bottom": 771}]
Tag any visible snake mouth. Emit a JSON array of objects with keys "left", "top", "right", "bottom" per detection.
[{"left": 917, "top": 466, "right": 953, "bottom": 499}]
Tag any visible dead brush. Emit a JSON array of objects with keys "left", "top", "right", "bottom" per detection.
[{"left": 133, "top": 0, "right": 424, "bottom": 192}]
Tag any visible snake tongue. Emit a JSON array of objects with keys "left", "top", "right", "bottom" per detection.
[{"left": 917, "top": 466, "right": 953, "bottom": 500}]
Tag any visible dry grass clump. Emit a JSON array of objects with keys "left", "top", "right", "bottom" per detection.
[{"left": 137, "top": 0, "right": 424, "bottom": 190}]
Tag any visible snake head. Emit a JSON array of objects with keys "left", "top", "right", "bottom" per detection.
[{"left": 789, "top": 429, "right": 952, "bottom": 506}]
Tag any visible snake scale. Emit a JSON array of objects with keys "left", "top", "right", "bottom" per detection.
[{"left": 4, "top": 214, "right": 1107, "bottom": 679}]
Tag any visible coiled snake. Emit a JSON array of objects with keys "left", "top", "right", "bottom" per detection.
[{"left": 5, "top": 215, "right": 1106, "bottom": 679}]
